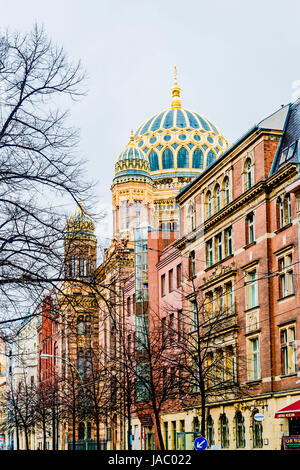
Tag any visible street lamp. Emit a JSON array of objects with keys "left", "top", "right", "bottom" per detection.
[{"left": 40, "top": 353, "right": 89, "bottom": 451}]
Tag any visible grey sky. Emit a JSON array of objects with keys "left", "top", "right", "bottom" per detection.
[{"left": 2, "top": 0, "right": 300, "bottom": 243}]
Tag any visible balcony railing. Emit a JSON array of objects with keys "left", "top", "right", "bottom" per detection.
[{"left": 67, "top": 439, "right": 107, "bottom": 450}]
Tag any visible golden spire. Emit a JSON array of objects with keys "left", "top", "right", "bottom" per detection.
[
  {"left": 171, "top": 66, "right": 181, "bottom": 109},
  {"left": 128, "top": 129, "right": 135, "bottom": 146}
]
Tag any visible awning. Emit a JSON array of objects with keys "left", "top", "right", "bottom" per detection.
[{"left": 275, "top": 400, "right": 300, "bottom": 418}]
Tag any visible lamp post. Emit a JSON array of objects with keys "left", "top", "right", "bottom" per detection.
[{"left": 40, "top": 353, "right": 88, "bottom": 451}]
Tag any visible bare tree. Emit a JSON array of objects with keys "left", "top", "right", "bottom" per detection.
[
  {"left": 116, "top": 308, "right": 182, "bottom": 451},
  {"left": 0, "top": 23, "right": 96, "bottom": 326},
  {"left": 5, "top": 373, "right": 36, "bottom": 449},
  {"left": 161, "top": 273, "right": 253, "bottom": 441}
]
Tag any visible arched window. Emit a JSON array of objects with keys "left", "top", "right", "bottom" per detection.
[
  {"left": 78, "top": 348, "right": 84, "bottom": 375},
  {"left": 79, "top": 258, "right": 87, "bottom": 277},
  {"left": 77, "top": 316, "right": 85, "bottom": 335},
  {"left": 207, "top": 150, "right": 216, "bottom": 167},
  {"left": 71, "top": 257, "right": 78, "bottom": 278},
  {"left": 193, "top": 416, "right": 200, "bottom": 434},
  {"left": 206, "top": 191, "right": 212, "bottom": 218},
  {"left": 149, "top": 150, "right": 159, "bottom": 171},
  {"left": 162, "top": 148, "right": 174, "bottom": 169},
  {"left": 285, "top": 194, "right": 292, "bottom": 224},
  {"left": 188, "top": 205, "right": 195, "bottom": 231},
  {"left": 215, "top": 184, "right": 221, "bottom": 212},
  {"left": 220, "top": 414, "right": 229, "bottom": 448},
  {"left": 245, "top": 158, "right": 253, "bottom": 190},
  {"left": 78, "top": 422, "right": 91, "bottom": 440},
  {"left": 224, "top": 177, "right": 230, "bottom": 205},
  {"left": 177, "top": 147, "right": 189, "bottom": 168},
  {"left": 207, "top": 415, "right": 215, "bottom": 447},
  {"left": 246, "top": 212, "right": 255, "bottom": 244},
  {"left": 252, "top": 410, "right": 263, "bottom": 448},
  {"left": 78, "top": 422, "right": 85, "bottom": 440},
  {"left": 235, "top": 412, "right": 245, "bottom": 448},
  {"left": 192, "top": 148, "right": 204, "bottom": 169}
]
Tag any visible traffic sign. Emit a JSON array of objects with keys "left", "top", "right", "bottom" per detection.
[{"left": 194, "top": 436, "right": 208, "bottom": 450}]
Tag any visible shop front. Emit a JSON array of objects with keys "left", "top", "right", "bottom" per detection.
[{"left": 275, "top": 399, "right": 300, "bottom": 450}]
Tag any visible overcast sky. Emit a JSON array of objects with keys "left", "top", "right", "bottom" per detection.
[{"left": 2, "top": 0, "right": 300, "bottom": 243}]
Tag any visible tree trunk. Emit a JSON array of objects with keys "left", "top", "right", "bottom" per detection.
[
  {"left": 42, "top": 418, "right": 47, "bottom": 450},
  {"left": 153, "top": 407, "right": 164, "bottom": 450},
  {"left": 200, "top": 389, "right": 206, "bottom": 437},
  {"left": 96, "top": 416, "right": 100, "bottom": 450},
  {"left": 52, "top": 405, "right": 56, "bottom": 450},
  {"left": 24, "top": 426, "right": 29, "bottom": 450},
  {"left": 16, "top": 422, "right": 20, "bottom": 450},
  {"left": 127, "top": 395, "right": 132, "bottom": 450},
  {"left": 72, "top": 409, "right": 76, "bottom": 451}
]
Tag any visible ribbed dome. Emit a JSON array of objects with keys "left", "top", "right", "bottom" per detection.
[
  {"left": 135, "top": 108, "right": 224, "bottom": 137},
  {"left": 132, "top": 71, "right": 228, "bottom": 179},
  {"left": 115, "top": 131, "right": 150, "bottom": 178},
  {"left": 66, "top": 201, "right": 95, "bottom": 235}
]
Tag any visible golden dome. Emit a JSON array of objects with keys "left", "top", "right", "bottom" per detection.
[
  {"left": 114, "top": 131, "right": 150, "bottom": 179},
  {"left": 66, "top": 200, "right": 95, "bottom": 234}
]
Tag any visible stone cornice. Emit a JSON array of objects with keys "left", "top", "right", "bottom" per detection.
[
  {"left": 200, "top": 264, "right": 237, "bottom": 290},
  {"left": 174, "top": 164, "right": 297, "bottom": 251}
]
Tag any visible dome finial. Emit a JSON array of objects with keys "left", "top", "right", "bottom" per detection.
[
  {"left": 129, "top": 129, "right": 135, "bottom": 145},
  {"left": 171, "top": 66, "right": 181, "bottom": 109}
]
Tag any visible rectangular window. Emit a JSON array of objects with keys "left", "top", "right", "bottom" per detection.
[
  {"left": 216, "top": 288, "right": 223, "bottom": 318},
  {"left": 136, "top": 315, "right": 149, "bottom": 350},
  {"left": 224, "top": 282, "right": 234, "bottom": 315},
  {"left": 168, "top": 269, "right": 173, "bottom": 292},
  {"left": 216, "top": 234, "right": 223, "bottom": 262},
  {"left": 206, "top": 240, "right": 213, "bottom": 267},
  {"left": 225, "top": 347, "right": 235, "bottom": 383},
  {"left": 245, "top": 270, "right": 258, "bottom": 309},
  {"left": 161, "top": 274, "right": 166, "bottom": 297},
  {"left": 134, "top": 200, "right": 142, "bottom": 227},
  {"left": 224, "top": 227, "right": 233, "bottom": 256},
  {"left": 191, "top": 300, "right": 198, "bottom": 330},
  {"left": 279, "top": 253, "right": 294, "bottom": 298},
  {"left": 169, "top": 313, "right": 175, "bottom": 343},
  {"left": 189, "top": 251, "right": 196, "bottom": 278},
  {"left": 205, "top": 292, "right": 214, "bottom": 320},
  {"left": 246, "top": 213, "right": 255, "bottom": 244},
  {"left": 136, "top": 363, "right": 149, "bottom": 402},
  {"left": 178, "top": 309, "right": 183, "bottom": 341},
  {"left": 280, "top": 325, "right": 296, "bottom": 375},
  {"left": 248, "top": 337, "right": 260, "bottom": 381},
  {"left": 162, "top": 317, "right": 168, "bottom": 345},
  {"left": 176, "top": 264, "right": 182, "bottom": 288},
  {"left": 122, "top": 200, "right": 130, "bottom": 229}
]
